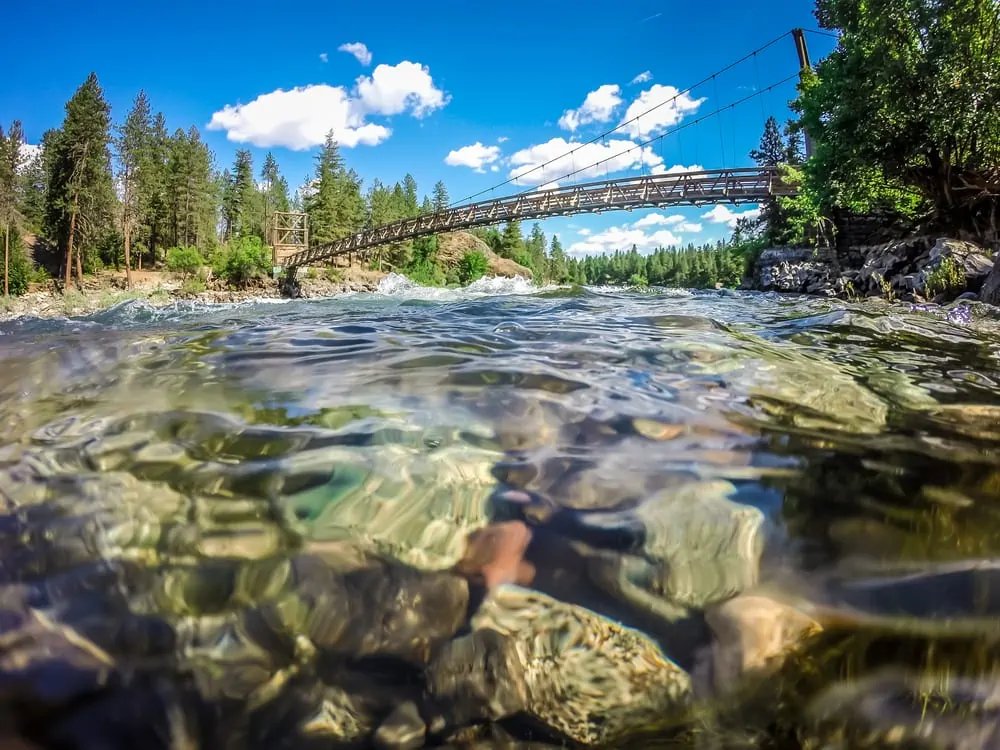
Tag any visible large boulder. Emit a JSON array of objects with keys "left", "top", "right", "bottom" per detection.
[
  {"left": 980, "top": 254, "right": 1000, "bottom": 305},
  {"left": 749, "top": 246, "right": 839, "bottom": 295},
  {"left": 855, "top": 237, "right": 994, "bottom": 301}
]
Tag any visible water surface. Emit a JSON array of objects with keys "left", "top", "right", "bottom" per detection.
[{"left": 3, "top": 275, "right": 1000, "bottom": 748}]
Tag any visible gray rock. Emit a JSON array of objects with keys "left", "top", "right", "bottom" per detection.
[
  {"left": 427, "top": 585, "right": 693, "bottom": 745},
  {"left": 981, "top": 254, "right": 1000, "bottom": 305}
]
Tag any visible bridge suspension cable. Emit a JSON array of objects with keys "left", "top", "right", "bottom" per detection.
[
  {"left": 507, "top": 72, "right": 801, "bottom": 193},
  {"left": 447, "top": 29, "right": 795, "bottom": 208}
]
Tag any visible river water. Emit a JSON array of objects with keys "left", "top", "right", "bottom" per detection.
[{"left": 3, "top": 275, "right": 1000, "bottom": 748}]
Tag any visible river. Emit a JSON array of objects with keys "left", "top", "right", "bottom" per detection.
[{"left": 2, "top": 275, "right": 1000, "bottom": 748}]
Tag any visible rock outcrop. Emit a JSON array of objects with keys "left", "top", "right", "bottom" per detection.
[
  {"left": 748, "top": 246, "right": 840, "bottom": 295},
  {"left": 852, "top": 236, "right": 994, "bottom": 300},
  {"left": 748, "top": 237, "right": 997, "bottom": 302}
]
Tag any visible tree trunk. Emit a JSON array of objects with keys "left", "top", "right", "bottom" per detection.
[
  {"left": 123, "top": 220, "right": 132, "bottom": 289},
  {"left": 65, "top": 192, "right": 78, "bottom": 290},
  {"left": 4, "top": 221, "right": 9, "bottom": 297},
  {"left": 75, "top": 233, "right": 83, "bottom": 285}
]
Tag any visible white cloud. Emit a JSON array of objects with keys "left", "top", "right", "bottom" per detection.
[
  {"left": 631, "top": 70, "right": 653, "bottom": 85},
  {"left": 508, "top": 137, "right": 662, "bottom": 186},
  {"left": 651, "top": 162, "right": 704, "bottom": 175},
  {"left": 537, "top": 181, "right": 560, "bottom": 191},
  {"left": 676, "top": 222, "right": 703, "bottom": 233},
  {"left": 490, "top": 164, "right": 499, "bottom": 172},
  {"left": 578, "top": 228, "right": 592, "bottom": 236},
  {"left": 355, "top": 61, "right": 447, "bottom": 117},
  {"left": 568, "top": 224, "right": 683, "bottom": 256},
  {"left": 620, "top": 84, "right": 704, "bottom": 137},
  {"left": 319, "top": 52, "right": 328, "bottom": 63},
  {"left": 701, "top": 204, "right": 761, "bottom": 229},
  {"left": 338, "top": 42, "right": 372, "bottom": 66},
  {"left": 497, "top": 136, "right": 509, "bottom": 143},
  {"left": 632, "top": 212, "right": 685, "bottom": 229},
  {"left": 558, "top": 84, "right": 622, "bottom": 131},
  {"left": 444, "top": 141, "right": 501, "bottom": 172},
  {"left": 207, "top": 60, "right": 447, "bottom": 150}
]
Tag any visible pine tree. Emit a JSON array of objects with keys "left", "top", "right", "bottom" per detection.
[
  {"left": 402, "top": 173, "right": 419, "bottom": 217},
  {"left": 144, "top": 112, "right": 170, "bottom": 265},
  {"left": 548, "top": 234, "right": 567, "bottom": 283},
  {"left": 115, "top": 91, "right": 153, "bottom": 286},
  {"left": 305, "top": 131, "right": 345, "bottom": 246},
  {"left": 259, "top": 152, "right": 289, "bottom": 242},
  {"left": 432, "top": 180, "right": 449, "bottom": 212},
  {"left": 526, "top": 222, "right": 546, "bottom": 271},
  {"left": 223, "top": 149, "right": 255, "bottom": 240},
  {"left": 500, "top": 220, "right": 525, "bottom": 259},
  {"left": 45, "top": 72, "right": 115, "bottom": 288},
  {"left": 750, "top": 117, "right": 787, "bottom": 167},
  {"left": 17, "top": 139, "right": 46, "bottom": 233},
  {"left": 0, "top": 122, "right": 23, "bottom": 296}
]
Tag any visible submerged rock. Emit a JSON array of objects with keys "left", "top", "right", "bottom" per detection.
[
  {"left": 427, "top": 585, "right": 693, "bottom": 745},
  {"left": 574, "top": 480, "right": 767, "bottom": 620}
]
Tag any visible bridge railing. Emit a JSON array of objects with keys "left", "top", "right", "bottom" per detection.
[{"left": 283, "top": 166, "right": 794, "bottom": 270}]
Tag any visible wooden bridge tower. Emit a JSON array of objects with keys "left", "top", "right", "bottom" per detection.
[{"left": 269, "top": 211, "right": 309, "bottom": 267}]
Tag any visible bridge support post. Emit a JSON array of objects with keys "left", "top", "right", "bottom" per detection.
[{"left": 792, "top": 28, "right": 816, "bottom": 160}]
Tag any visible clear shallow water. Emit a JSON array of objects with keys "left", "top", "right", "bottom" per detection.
[{"left": 3, "top": 277, "right": 1000, "bottom": 747}]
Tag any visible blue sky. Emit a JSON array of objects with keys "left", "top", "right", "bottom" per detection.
[{"left": 2, "top": 0, "right": 836, "bottom": 256}]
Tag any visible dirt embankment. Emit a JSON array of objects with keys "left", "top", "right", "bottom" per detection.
[{"left": 434, "top": 233, "right": 533, "bottom": 278}]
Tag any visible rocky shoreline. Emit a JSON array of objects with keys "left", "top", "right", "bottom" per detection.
[
  {"left": 747, "top": 235, "right": 1000, "bottom": 305},
  {"left": 0, "top": 271, "right": 385, "bottom": 322}
]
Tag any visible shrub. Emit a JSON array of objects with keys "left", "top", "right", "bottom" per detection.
[
  {"left": 2, "top": 230, "right": 31, "bottom": 296},
  {"left": 457, "top": 250, "right": 488, "bottom": 284},
  {"left": 212, "top": 236, "right": 271, "bottom": 287},
  {"left": 925, "top": 255, "right": 965, "bottom": 298},
  {"left": 628, "top": 273, "right": 649, "bottom": 288},
  {"left": 404, "top": 258, "right": 446, "bottom": 287},
  {"left": 165, "top": 246, "right": 205, "bottom": 277}
]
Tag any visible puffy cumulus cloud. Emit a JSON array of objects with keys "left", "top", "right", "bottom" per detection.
[
  {"left": 558, "top": 84, "right": 622, "bottom": 131},
  {"left": 631, "top": 70, "right": 653, "bottom": 85},
  {"left": 651, "top": 162, "right": 704, "bottom": 175},
  {"left": 338, "top": 42, "right": 372, "bottom": 66},
  {"left": 207, "top": 61, "right": 447, "bottom": 150},
  {"left": 319, "top": 52, "right": 328, "bottom": 63},
  {"left": 675, "top": 221, "right": 703, "bottom": 233},
  {"left": 444, "top": 141, "right": 501, "bottom": 172},
  {"left": 701, "top": 204, "right": 761, "bottom": 229},
  {"left": 355, "top": 61, "right": 447, "bottom": 117},
  {"left": 632, "top": 212, "right": 685, "bottom": 229},
  {"left": 567, "top": 225, "right": 682, "bottom": 256},
  {"left": 508, "top": 137, "right": 662, "bottom": 186},
  {"left": 208, "top": 85, "right": 389, "bottom": 149},
  {"left": 619, "top": 84, "right": 704, "bottom": 137}
]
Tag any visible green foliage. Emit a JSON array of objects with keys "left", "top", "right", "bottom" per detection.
[
  {"left": 925, "top": 255, "right": 966, "bottom": 298},
  {"left": 212, "top": 236, "right": 270, "bottom": 287},
  {"left": 1, "top": 229, "right": 30, "bottom": 296},
  {"left": 44, "top": 72, "right": 116, "bottom": 283},
  {"left": 306, "top": 132, "right": 364, "bottom": 246},
  {"left": 180, "top": 272, "right": 207, "bottom": 295},
  {"left": 500, "top": 220, "right": 525, "bottom": 259},
  {"left": 457, "top": 250, "right": 489, "bottom": 284},
  {"left": 165, "top": 245, "right": 204, "bottom": 277},
  {"left": 794, "top": 0, "right": 1000, "bottom": 233},
  {"left": 628, "top": 273, "right": 648, "bottom": 288}
]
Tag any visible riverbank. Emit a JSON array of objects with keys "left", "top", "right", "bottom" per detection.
[
  {"left": 0, "top": 267, "right": 388, "bottom": 321},
  {"left": 747, "top": 235, "right": 1000, "bottom": 305}
]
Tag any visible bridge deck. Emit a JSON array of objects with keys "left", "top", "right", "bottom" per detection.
[{"left": 283, "top": 166, "right": 795, "bottom": 271}]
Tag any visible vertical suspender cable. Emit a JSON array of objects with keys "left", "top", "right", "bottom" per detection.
[{"left": 714, "top": 76, "right": 727, "bottom": 167}]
